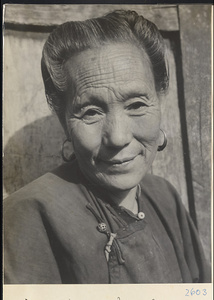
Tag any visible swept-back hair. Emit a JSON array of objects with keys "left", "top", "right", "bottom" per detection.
[{"left": 41, "top": 10, "right": 169, "bottom": 128}]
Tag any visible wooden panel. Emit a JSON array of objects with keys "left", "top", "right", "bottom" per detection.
[
  {"left": 3, "top": 30, "right": 65, "bottom": 198},
  {"left": 4, "top": 4, "right": 179, "bottom": 31},
  {"left": 178, "top": 5, "right": 212, "bottom": 263}
]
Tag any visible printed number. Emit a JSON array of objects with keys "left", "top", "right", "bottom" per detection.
[{"left": 185, "top": 289, "right": 207, "bottom": 296}]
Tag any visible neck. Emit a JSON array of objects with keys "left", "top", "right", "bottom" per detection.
[
  {"left": 107, "top": 186, "right": 139, "bottom": 214},
  {"left": 76, "top": 164, "right": 139, "bottom": 214}
]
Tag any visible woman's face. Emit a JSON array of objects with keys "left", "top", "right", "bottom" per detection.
[{"left": 65, "top": 43, "right": 161, "bottom": 192}]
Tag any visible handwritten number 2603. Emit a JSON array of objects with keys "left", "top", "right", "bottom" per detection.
[{"left": 185, "top": 288, "right": 207, "bottom": 296}]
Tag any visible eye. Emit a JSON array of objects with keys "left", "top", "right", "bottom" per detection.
[
  {"left": 83, "top": 109, "right": 99, "bottom": 117},
  {"left": 126, "top": 100, "right": 148, "bottom": 116},
  {"left": 80, "top": 106, "right": 104, "bottom": 124},
  {"left": 127, "top": 101, "right": 147, "bottom": 110}
]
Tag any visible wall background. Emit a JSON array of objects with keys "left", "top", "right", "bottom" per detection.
[{"left": 3, "top": 4, "right": 212, "bottom": 264}]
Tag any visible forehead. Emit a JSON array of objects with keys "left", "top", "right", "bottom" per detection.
[{"left": 65, "top": 43, "right": 155, "bottom": 97}]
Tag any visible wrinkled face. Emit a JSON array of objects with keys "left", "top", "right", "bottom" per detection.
[{"left": 65, "top": 43, "right": 161, "bottom": 192}]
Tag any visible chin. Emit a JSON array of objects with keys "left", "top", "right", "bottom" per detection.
[{"left": 94, "top": 171, "right": 146, "bottom": 192}]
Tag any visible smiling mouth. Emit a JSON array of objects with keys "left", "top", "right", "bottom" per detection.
[{"left": 98, "top": 156, "right": 138, "bottom": 166}]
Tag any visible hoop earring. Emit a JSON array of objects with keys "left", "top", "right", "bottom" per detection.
[
  {"left": 61, "top": 139, "right": 76, "bottom": 162},
  {"left": 157, "top": 129, "right": 167, "bottom": 151}
]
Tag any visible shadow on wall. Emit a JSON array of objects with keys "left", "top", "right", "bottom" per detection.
[{"left": 3, "top": 114, "right": 69, "bottom": 196}]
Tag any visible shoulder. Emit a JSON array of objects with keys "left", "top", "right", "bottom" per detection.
[
  {"left": 4, "top": 160, "right": 87, "bottom": 218},
  {"left": 141, "top": 173, "right": 179, "bottom": 198},
  {"left": 140, "top": 173, "right": 183, "bottom": 214}
]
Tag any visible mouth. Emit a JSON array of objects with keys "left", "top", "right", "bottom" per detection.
[{"left": 98, "top": 155, "right": 138, "bottom": 166}]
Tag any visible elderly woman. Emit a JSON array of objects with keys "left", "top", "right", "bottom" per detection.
[{"left": 4, "top": 10, "right": 210, "bottom": 284}]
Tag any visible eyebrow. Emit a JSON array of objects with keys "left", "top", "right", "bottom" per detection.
[{"left": 125, "top": 92, "right": 149, "bottom": 100}]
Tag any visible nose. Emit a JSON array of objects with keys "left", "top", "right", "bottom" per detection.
[{"left": 102, "top": 112, "right": 132, "bottom": 148}]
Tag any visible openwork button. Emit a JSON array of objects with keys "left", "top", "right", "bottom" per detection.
[
  {"left": 97, "top": 222, "right": 107, "bottom": 233},
  {"left": 138, "top": 212, "right": 145, "bottom": 220}
]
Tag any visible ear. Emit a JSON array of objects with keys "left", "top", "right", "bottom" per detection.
[
  {"left": 57, "top": 114, "right": 72, "bottom": 142},
  {"left": 64, "top": 128, "right": 71, "bottom": 142},
  {"left": 63, "top": 125, "right": 72, "bottom": 142},
  {"left": 158, "top": 93, "right": 167, "bottom": 129}
]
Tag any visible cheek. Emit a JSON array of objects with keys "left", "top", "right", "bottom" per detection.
[
  {"left": 68, "top": 120, "right": 103, "bottom": 157},
  {"left": 133, "top": 109, "right": 161, "bottom": 143}
]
